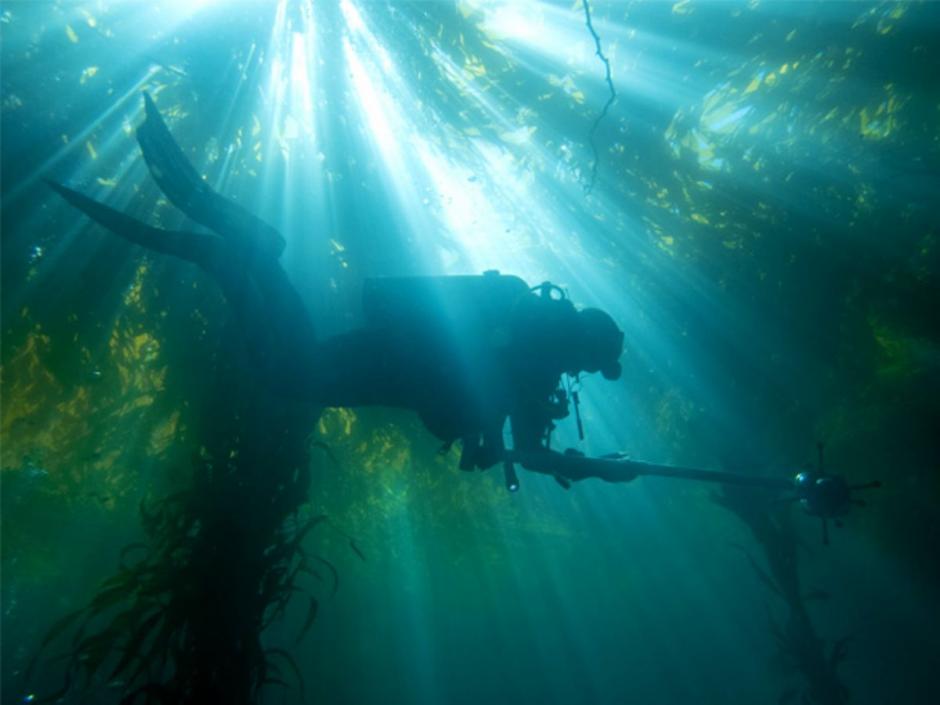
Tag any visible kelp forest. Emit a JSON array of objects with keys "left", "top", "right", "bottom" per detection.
[{"left": 2, "top": 2, "right": 938, "bottom": 705}]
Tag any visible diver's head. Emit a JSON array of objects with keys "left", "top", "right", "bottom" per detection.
[{"left": 574, "top": 308, "right": 624, "bottom": 380}]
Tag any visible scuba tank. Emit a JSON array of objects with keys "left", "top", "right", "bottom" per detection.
[{"left": 362, "top": 270, "right": 530, "bottom": 332}]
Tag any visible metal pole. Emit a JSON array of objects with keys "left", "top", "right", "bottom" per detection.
[{"left": 509, "top": 450, "right": 792, "bottom": 492}]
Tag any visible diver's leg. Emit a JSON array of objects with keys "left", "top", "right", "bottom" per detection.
[
  {"left": 48, "top": 179, "right": 285, "bottom": 362},
  {"left": 136, "top": 93, "right": 286, "bottom": 261},
  {"left": 133, "top": 94, "right": 321, "bottom": 370},
  {"left": 48, "top": 180, "right": 320, "bottom": 398},
  {"left": 242, "top": 256, "right": 319, "bottom": 390}
]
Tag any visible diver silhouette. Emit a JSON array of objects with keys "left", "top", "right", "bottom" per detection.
[{"left": 48, "top": 93, "right": 624, "bottom": 470}]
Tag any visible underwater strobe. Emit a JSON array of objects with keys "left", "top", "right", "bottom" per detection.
[{"left": 787, "top": 443, "right": 882, "bottom": 545}]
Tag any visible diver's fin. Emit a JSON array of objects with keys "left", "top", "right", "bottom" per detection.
[
  {"left": 135, "top": 92, "right": 286, "bottom": 260},
  {"left": 46, "top": 179, "right": 223, "bottom": 268}
]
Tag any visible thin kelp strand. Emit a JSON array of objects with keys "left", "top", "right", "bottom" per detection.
[
  {"left": 581, "top": 0, "right": 616, "bottom": 194},
  {"left": 731, "top": 542, "right": 784, "bottom": 599},
  {"left": 109, "top": 611, "right": 164, "bottom": 682},
  {"left": 264, "top": 648, "right": 306, "bottom": 704},
  {"left": 295, "top": 596, "right": 320, "bottom": 645},
  {"left": 312, "top": 554, "right": 340, "bottom": 598}
]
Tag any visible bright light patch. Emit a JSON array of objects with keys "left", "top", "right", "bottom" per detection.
[
  {"left": 413, "top": 141, "right": 506, "bottom": 271},
  {"left": 341, "top": 0, "right": 395, "bottom": 71},
  {"left": 263, "top": 0, "right": 318, "bottom": 152},
  {"left": 483, "top": 3, "right": 542, "bottom": 43},
  {"left": 341, "top": 30, "right": 445, "bottom": 267},
  {"left": 703, "top": 104, "right": 752, "bottom": 134},
  {"left": 477, "top": 0, "right": 596, "bottom": 71},
  {"left": 164, "top": 0, "right": 218, "bottom": 16},
  {"left": 288, "top": 32, "right": 315, "bottom": 129},
  {"left": 340, "top": 0, "right": 366, "bottom": 34},
  {"left": 344, "top": 37, "right": 403, "bottom": 168}
]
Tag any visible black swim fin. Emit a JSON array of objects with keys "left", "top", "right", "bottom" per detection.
[
  {"left": 46, "top": 179, "right": 223, "bottom": 268},
  {"left": 136, "top": 92, "right": 286, "bottom": 260}
]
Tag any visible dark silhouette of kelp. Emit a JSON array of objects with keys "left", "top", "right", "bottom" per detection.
[
  {"left": 714, "top": 483, "right": 851, "bottom": 705},
  {"left": 580, "top": 0, "right": 616, "bottom": 194},
  {"left": 27, "top": 363, "right": 326, "bottom": 705}
]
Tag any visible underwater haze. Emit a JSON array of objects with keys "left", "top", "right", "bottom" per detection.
[{"left": 2, "top": 1, "right": 939, "bottom": 704}]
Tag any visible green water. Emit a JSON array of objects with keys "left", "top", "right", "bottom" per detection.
[{"left": 2, "top": 2, "right": 938, "bottom": 704}]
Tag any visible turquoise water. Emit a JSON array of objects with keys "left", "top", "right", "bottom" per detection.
[{"left": 2, "top": 2, "right": 938, "bottom": 704}]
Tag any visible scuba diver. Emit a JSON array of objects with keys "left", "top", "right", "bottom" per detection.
[
  {"left": 49, "top": 93, "right": 625, "bottom": 472},
  {"left": 50, "top": 93, "right": 879, "bottom": 529}
]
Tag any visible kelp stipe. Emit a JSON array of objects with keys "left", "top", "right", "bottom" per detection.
[
  {"left": 26, "top": 379, "right": 328, "bottom": 705},
  {"left": 714, "top": 484, "right": 851, "bottom": 705}
]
